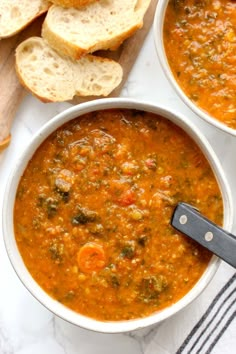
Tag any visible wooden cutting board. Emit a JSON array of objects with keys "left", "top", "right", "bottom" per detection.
[{"left": 0, "top": 0, "right": 158, "bottom": 152}]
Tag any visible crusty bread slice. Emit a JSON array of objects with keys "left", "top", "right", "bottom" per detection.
[
  {"left": 0, "top": 0, "right": 51, "bottom": 38},
  {"left": 42, "top": 0, "right": 151, "bottom": 59},
  {"left": 50, "top": 0, "right": 97, "bottom": 8},
  {"left": 15, "top": 37, "right": 123, "bottom": 102}
]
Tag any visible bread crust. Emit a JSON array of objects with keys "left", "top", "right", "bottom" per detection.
[{"left": 50, "top": 0, "right": 97, "bottom": 7}]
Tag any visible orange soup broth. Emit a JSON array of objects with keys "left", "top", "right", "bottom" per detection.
[
  {"left": 14, "top": 109, "right": 223, "bottom": 321},
  {"left": 164, "top": 0, "right": 236, "bottom": 129}
]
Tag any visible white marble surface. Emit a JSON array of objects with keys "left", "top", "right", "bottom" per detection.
[{"left": 0, "top": 28, "right": 236, "bottom": 354}]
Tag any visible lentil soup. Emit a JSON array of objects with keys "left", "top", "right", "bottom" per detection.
[
  {"left": 163, "top": 0, "right": 236, "bottom": 129},
  {"left": 14, "top": 109, "right": 223, "bottom": 321}
]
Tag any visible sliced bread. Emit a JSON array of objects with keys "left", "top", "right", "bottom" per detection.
[
  {"left": 50, "top": 0, "right": 98, "bottom": 8},
  {"left": 0, "top": 0, "right": 51, "bottom": 38},
  {"left": 15, "top": 37, "right": 123, "bottom": 102},
  {"left": 42, "top": 0, "right": 151, "bottom": 59}
]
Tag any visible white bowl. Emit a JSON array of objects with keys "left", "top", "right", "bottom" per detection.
[
  {"left": 2, "top": 98, "right": 234, "bottom": 333},
  {"left": 153, "top": 0, "right": 236, "bottom": 136}
]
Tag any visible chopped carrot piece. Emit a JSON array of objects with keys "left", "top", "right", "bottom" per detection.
[{"left": 77, "top": 242, "right": 106, "bottom": 273}]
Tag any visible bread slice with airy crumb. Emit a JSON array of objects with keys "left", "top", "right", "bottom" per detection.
[
  {"left": 0, "top": 0, "right": 51, "bottom": 38},
  {"left": 15, "top": 37, "right": 123, "bottom": 102},
  {"left": 50, "top": 0, "right": 97, "bottom": 8},
  {"left": 42, "top": 0, "right": 151, "bottom": 59}
]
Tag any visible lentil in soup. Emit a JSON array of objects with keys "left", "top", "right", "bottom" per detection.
[
  {"left": 163, "top": 0, "right": 236, "bottom": 129},
  {"left": 14, "top": 109, "right": 223, "bottom": 321}
]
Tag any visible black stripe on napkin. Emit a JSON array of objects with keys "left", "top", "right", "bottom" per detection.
[
  {"left": 206, "top": 309, "right": 236, "bottom": 354},
  {"left": 196, "top": 293, "right": 235, "bottom": 353},
  {"left": 176, "top": 272, "right": 236, "bottom": 354}
]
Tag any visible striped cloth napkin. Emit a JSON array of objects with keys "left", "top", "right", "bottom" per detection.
[{"left": 145, "top": 262, "right": 236, "bottom": 354}]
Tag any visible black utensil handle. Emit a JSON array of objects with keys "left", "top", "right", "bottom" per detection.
[{"left": 171, "top": 202, "right": 236, "bottom": 269}]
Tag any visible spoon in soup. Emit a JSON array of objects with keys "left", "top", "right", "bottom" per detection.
[{"left": 171, "top": 203, "right": 236, "bottom": 269}]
